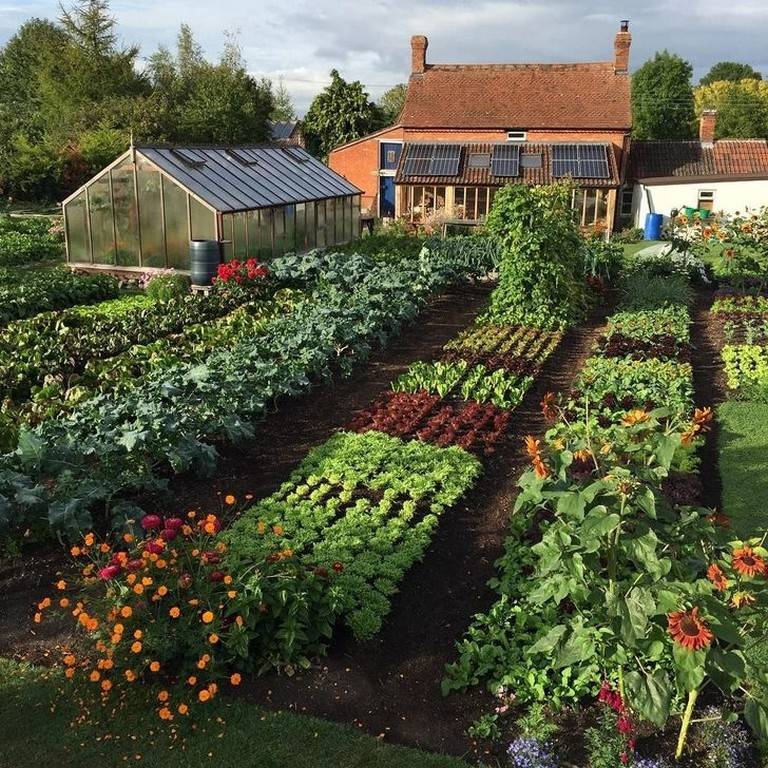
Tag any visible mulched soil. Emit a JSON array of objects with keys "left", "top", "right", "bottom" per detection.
[
  {"left": 689, "top": 289, "right": 726, "bottom": 511},
  {"left": 0, "top": 285, "right": 611, "bottom": 762}
]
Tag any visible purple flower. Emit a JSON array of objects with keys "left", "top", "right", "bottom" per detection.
[{"left": 506, "top": 737, "right": 559, "bottom": 768}]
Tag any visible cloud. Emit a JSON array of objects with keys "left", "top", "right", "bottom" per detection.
[{"left": 2, "top": 0, "right": 767, "bottom": 113}]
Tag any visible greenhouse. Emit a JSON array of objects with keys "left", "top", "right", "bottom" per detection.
[{"left": 62, "top": 145, "right": 362, "bottom": 271}]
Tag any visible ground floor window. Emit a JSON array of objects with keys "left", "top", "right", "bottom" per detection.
[
  {"left": 620, "top": 187, "right": 634, "bottom": 218},
  {"left": 400, "top": 185, "right": 496, "bottom": 223}
]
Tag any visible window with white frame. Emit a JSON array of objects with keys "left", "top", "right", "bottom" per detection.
[
  {"left": 620, "top": 188, "right": 634, "bottom": 217},
  {"left": 506, "top": 131, "right": 527, "bottom": 142}
]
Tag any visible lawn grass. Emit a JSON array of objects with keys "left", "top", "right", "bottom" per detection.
[
  {"left": 718, "top": 400, "right": 768, "bottom": 537},
  {"left": 621, "top": 241, "right": 659, "bottom": 258},
  {"left": 0, "top": 658, "right": 471, "bottom": 768}
]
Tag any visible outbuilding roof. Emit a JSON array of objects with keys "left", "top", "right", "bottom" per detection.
[
  {"left": 395, "top": 141, "right": 621, "bottom": 188},
  {"left": 137, "top": 145, "right": 360, "bottom": 213},
  {"left": 630, "top": 140, "right": 768, "bottom": 183},
  {"left": 400, "top": 63, "right": 631, "bottom": 131}
]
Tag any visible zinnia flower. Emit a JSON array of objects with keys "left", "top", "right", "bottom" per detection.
[
  {"left": 732, "top": 546, "right": 766, "bottom": 577},
  {"left": 201, "top": 610, "right": 214, "bottom": 624},
  {"left": 140, "top": 514, "right": 163, "bottom": 531},
  {"left": 99, "top": 564, "right": 121, "bottom": 580},
  {"left": 707, "top": 563, "right": 728, "bottom": 591},
  {"left": 667, "top": 607, "right": 714, "bottom": 651},
  {"left": 224, "top": 494, "right": 236, "bottom": 505},
  {"left": 230, "top": 673, "right": 242, "bottom": 686}
]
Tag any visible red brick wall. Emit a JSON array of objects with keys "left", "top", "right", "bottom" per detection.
[{"left": 328, "top": 126, "right": 405, "bottom": 212}]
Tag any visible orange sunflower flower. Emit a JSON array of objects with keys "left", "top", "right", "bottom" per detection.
[
  {"left": 732, "top": 546, "right": 767, "bottom": 578},
  {"left": 667, "top": 607, "right": 714, "bottom": 651},
  {"left": 731, "top": 592, "right": 756, "bottom": 609},
  {"left": 621, "top": 409, "right": 650, "bottom": 427},
  {"left": 523, "top": 435, "right": 541, "bottom": 458},
  {"left": 706, "top": 563, "right": 729, "bottom": 592},
  {"left": 541, "top": 392, "right": 558, "bottom": 421}
]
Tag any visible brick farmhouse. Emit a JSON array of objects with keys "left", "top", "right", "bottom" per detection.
[{"left": 329, "top": 22, "right": 634, "bottom": 232}]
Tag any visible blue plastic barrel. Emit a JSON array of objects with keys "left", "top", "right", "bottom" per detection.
[{"left": 644, "top": 212, "right": 664, "bottom": 241}]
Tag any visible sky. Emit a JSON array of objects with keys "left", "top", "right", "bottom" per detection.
[{"left": 2, "top": 0, "right": 768, "bottom": 114}]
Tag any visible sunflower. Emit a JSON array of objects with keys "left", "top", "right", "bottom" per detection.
[
  {"left": 731, "top": 591, "right": 756, "bottom": 609},
  {"left": 706, "top": 563, "right": 728, "bottom": 592},
  {"left": 621, "top": 409, "right": 650, "bottom": 427},
  {"left": 732, "top": 546, "right": 767, "bottom": 578},
  {"left": 693, "top": 407, "right": 713, "bottom": 433},
  {"left": 523, "top": 435, "right": 541, "bottom": 458},
  {"left": 667, "top": 607, "right": 714, "bottom": 651},
  {"left": 541, "top": 392, "right": 558, "bottom": 421}
]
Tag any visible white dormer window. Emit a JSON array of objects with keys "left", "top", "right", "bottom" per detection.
[{"left": 506, "top": 131, "right": 528, "bottom": 142}]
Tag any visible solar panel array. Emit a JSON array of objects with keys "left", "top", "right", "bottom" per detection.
[
  {"left": 552, "top": 144, "right": 610, "bottom": 179},
  {"left": 401, "top": 144, "right": 462, "bottom": 176},
  {"left": 490, "top": 144, "right": 521, "bottom": 177}
]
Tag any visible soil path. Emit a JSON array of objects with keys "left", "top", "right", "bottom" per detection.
[
  {"left": 689, "top": 289, "right": 725, "bottom": 511},
  {"left": 238, "top": 301, "right": 611, "bottom": 760}
]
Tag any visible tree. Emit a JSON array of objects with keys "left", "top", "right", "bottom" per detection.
[
  {"left": 700, "top": 61, "right": 762, "bottom": 86},
  {"left": 695, "top": 79, "right": 768, "bottom": 138},
  {"left": 303, "top": 70, "right": 384, "bottom": 158},
  {"left": 270, "top": 77, "right": 296, "bottom": 123},
  {"left": 378, "top": 83, "right": 407, "bottom": 125},
  {"left": 59, "top": 0, "right": 117, "bottom": 57},
  {"left": 632, "top": 51, "right": 696, "bottom": 140}
]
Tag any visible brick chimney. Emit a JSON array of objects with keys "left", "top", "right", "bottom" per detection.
[
  {"left": 700, "top": 109, "right": 717, "bottom": 145},
  {"left": 614, "top": 20, "right": 631, "bottom": 74},
  {"left": 411, "top": 35, "right": 428, "bottom": 76}
]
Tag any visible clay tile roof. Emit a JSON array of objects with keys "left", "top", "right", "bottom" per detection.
[
  {"left": 630, "top": 140, "right": 768, "bottom": 181},
  {"left": 400, "top": 63, "right": 631, "bottom": 130},
  {"left": 395, "top": 141, "right": 621, "bottom": 188}
]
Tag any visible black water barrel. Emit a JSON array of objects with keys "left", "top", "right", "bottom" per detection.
[{"left": 189, "top": 240, "right": 222, "bottom": 286}]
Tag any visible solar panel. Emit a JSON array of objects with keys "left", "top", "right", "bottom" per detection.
[
  {"left": 552, "top": 144, "right": 609, "bottom": 179},
  {"left": 467, "top": 152, "right": 491, "bottom": 169},
  {"left": 401, "top": 144, "right": 462, "bottom": 176},
  {"left": 490, "top": 144, "right": 520, "bottom": 177}
]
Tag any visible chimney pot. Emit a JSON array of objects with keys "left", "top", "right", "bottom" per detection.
[
  {"left": 411, "top": 35, "right": 428, "bottom": 76},
  {"left": 614, "top": 21, "right": 631, "bottom": 74},
  {"left": 700, "top": 109, "right": 717, "bottom": 145}
]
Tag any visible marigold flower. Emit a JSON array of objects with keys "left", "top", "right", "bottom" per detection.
[
  {"left": 224, "top": 574, "right": 233, "bottom": 585},
  {"left": 272, "top": 525, "right": 284, "bottom": 537},
  {"left": 178, "top": 703, "right": 189, "bottom": 715},
  {"left": 133, "top": 584, "right": 144, "bottom": 595},
  {"left": 707, "top": 563, "right": 728, "bottom": 591},
  {"left": 198, "top": 689, "right": 211, "bottom": 702},
  {"left": 56, "top": 580, "right": 67, "bottom": 590},
  {"left": 84, "top": 533, "right": 95, "bottom": 547},
  {"left": 235, "top": 615, "right": 244, "bottom": 627},
  {"left": 63, "top": 654, "right": 76, "bottom": 666},
  {"left": 70, "top": 546, "right": 81, "bottom": 557},
  {"left": 224, "top": 494, "right": 236, "bottom": 505},
  {"left": 201, "top": 610, "right": 214, "bottom": 624},
  {"left": 65, "top": 667, "right": 75, "bottom": 679},
  {"left": 133, "top": 629, "right": 142, "bottom": 639},
  {"left": 149, "top": 661, "right": 160, "bottom": 672},
  {"left": 732, "top": 546, "right": 767, "bottom": 577},
  {"left": 731, "top": 591, "right": 756, "bottom": 609},
  {"left": 169, "top": 606, "right": 181, "bottom": 619},
  {"left": 230, "top": 673, "right": 242, "bottom": 686},
  {"left": 158, "top": 690, "right": 169, "bottom": 702},
  {"left": 227, "top": 590, "right": 237, "bottom": 599},
  {"left": 159, "top": 707, "right": 173, "bottom": 720},
  {"left": 124, "top": 533, "right": 135, "bottom": 543},
  {"left": 89, "top": 670, "right": 100, "bottom": 682},
  {"left": 209, "top": 633, "right": 219, "bottom": 644},
  {"left": 120, "top": 606, "right": 132, "bottom": 618},
  {"left": 667, "top": 607, "right": 714, "bottom": 651},
  {"left": 39, "top": 597, "right": 51, "bottom": 609},
  {"left": 131, "top": 641, "right": 142, "bottom": 654},
  {"left": 33, "top": 612, "right": 42, "bottom": 624},
  {"left": 59, "top": 597, "right": 70, "bottom": 608},
  {"left": 101, "top": 680, "right": 112, "bottom": 692},
  {"left": 187, "top": 676, "right": 197, "bottom": 686}
]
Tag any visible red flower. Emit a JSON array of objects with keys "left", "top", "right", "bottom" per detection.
[
  {"left": 161, "top": 527, "right": 178, "bottom": 541},
  {"left": 733, "top": 546, "right": 766, "bottom": 577},
  {"left": 617, "top": 716, "right": 633, "bottom": 734},
  {"left": 125, "top": 559, "right": 144, "bottom": 573},
  {"left": 209, "top": 570, "right": 225, "bottom": 582},
  {"left": 202, "top": 551, "right": 221, "bottom": 565},
  {"left": 164, "top": 517, "right": 184, "bottom": 531},
  {"left": 332, "top": 562, "right": 344, "bottom": 573},
  {"left": 707, "top": 563, "right": 728, "bottom": 591},
  {"left": 99, "top": 564, "right": 122, "bottom": 580},
  {"left": 140, "top": 514, "right": 163, "bottom": 531}
]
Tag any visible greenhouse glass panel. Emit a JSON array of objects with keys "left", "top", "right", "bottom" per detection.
[
  {"left": 273, "top": 206, "right": 285, "bottom": 256},
  {"left": 111, "top": 163, "right": 139, "bottom": 266},
  {"left": 352, "top": 196, "right": 361, "bottom": 239},
  {"left": 343, "top": 196, "right": 352, "bottom": 242},
  {"left": 258, "top": 208, "right": 272, "bottom": 260},
  {"left": 136, "top": 158, "right": 165, "bottom": 268},
  {"left": 326, "top": 198, "right": 337, "bottom": 246},
  {"left": 163, "top": 179, "right": 189, "bottom": 269},
  {"left": 284, "top": 204, "right": 295, "bottom": 252},
  {"left": 89, "top": 171, "right": 115, "bottom": 264},
  {"left": 233, "top": 212, "right": 248, "bottom": 260},
  {"left": 247, "top": 210, "right": 260, "bottom": 258},
  {"left": 221, "top": 213, "right": 234, "bottom": 262},
  {"left": 190, "top": 196, "right": 216, "bottom": 241},
  {"left": 65, "top": 191, "right": 90, "bottom": 263},
  {"left": 305, "top": 201, "right": 316, "bottom": 250},
  {"left": 315, "top": 200, "right": 326, "bottom": 249},
  {"left": 295, "top": 203, "right": 306, "bottom": 252}
]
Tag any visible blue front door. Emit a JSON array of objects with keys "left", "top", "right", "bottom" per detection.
[
  {"left": 380, "top": 142, "right": 402, "bottom": 170},
  {"left": 380, "top": 176, "right": 396, "bottom": 218}
]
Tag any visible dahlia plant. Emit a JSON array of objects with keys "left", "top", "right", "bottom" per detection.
[{"left": 35, "top": 503, "right": 340, "bottom": 721}]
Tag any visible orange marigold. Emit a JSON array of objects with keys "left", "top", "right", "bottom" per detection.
[
  {"left": 201, "top": 610, "right": 214, "bottom": 624},
  {"left": 120, "top": 606, "right": 132, "bottom": 618},
  {"left": 230, "top": 673, "right": 242, "bottom": 686},
  {"left": 198, "top": 689, "right": 211, "bottom": 702},
  {"left": 131, "top": 641, "right": 142, "bottom": 654},
  {"left": 667, "top": 607, "right": 714, "bottom": 651},
  {"left": 169, "top": 606, "right": 181, "bottom": 619},
  {"left": 149, "top": 661, "right": 160, "bottom": 672},
  {"left": 224, "top": 494, "right": 236, "bottom": 505}
]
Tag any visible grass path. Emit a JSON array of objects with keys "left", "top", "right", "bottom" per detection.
[{"left": 0, "top": 659, "right": 472, "bottom": 768}]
